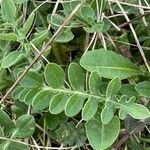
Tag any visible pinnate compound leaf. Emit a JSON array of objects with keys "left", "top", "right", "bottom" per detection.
[
  {"left": 44, "top": 63, "right": 65, "bottom": 88},
  {"left": 65, "top": 94, "right": 85, "bottom": 117},
  {"left": 20, "top": 71, "right": 43, "bottom": 88},
  {"left": 1, "top": 0, "right": 16, "bottom": 23},
  {"left": 32, "top": 90, "right": 53, "bottom": 110},
  {"left": 2, "top": 51, "right": 25, "bottom": 68},
  {"left": 86, "top": 116, "right": 120, "bottom": 150},
  {"left": 14, "top": 115, "right": 35, "bottom": 138},
  {"left": 80, "top": 49, "right": 141, "bottom": 79},
  {"left": 68, "top": 63, "right": 85, "bottom": 90},
  {"left": 135, "top": 81, "right": 150, "bottom": 98},
  {"left": 106, "top": 77, "right": 121, "bottom": 98},
  {"left": 49, "top": 93, "right": 69, "bottom": 114},
  {"left": 82, "top": 97, "right": 99, "bottom": 121}
]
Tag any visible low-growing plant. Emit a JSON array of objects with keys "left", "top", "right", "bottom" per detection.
[{"left": 0, "top": 0, "right": 150, "bottom": 149}]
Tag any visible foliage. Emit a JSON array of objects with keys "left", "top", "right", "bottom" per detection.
[{"left": 0, "top": 0, "right": 150, "bottom": 149}]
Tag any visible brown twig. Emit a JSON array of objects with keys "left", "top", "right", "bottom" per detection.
[
  {"left": 113, "top": 131, "right": 130, "bottom": 150},
  {"left": 118, "top": 12, "right": 150, "bottom": 28}
]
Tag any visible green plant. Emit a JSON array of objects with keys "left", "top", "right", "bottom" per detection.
[{"left": 0, "top": 0, "right": 150, "bottom": 149}]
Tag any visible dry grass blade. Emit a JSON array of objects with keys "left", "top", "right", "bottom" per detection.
[
  {"left": 108, "top": 0, "right": 150, "bottom": 10},
  {"left": 0, "top": 137, "right": 77, "bottom": 150}
]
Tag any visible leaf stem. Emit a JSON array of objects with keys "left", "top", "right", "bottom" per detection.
[{"left": 44, "top": 86, "right": 105, "bottom": 101}]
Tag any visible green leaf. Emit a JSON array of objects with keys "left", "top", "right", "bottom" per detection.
[
  {"left": 0, "top": 109, "right": 14, "bottom": 131},
  {"left": 128, "top": 137, "right": 144, "bottom": 150},
  {"left": 80, "top": 5, "right": 95, "bottom": 19},
  {"left": 20, "top": 71, "right": 43, "bottom": 88},
  {"left": 1, "top": 0, "right": 16, "bottom": 23},
  {"left": 101, "top": 102, "right": 114, "bottom": 124},
  {"left": 2, "top": 51, "right": 24, "bottom": 68},
  {"left": 89, "top": 72, "right": 102, "bottom": 95},
  {"left": 14, "top": 115, "right": 35, "bottom": 138},
  {"left": 24, "top": 89, "right": 40, "bottom": 105},
  {"left": 102, "top": 18, "right": 111, "bottom": 32},
  {"left": 0, "top": 141, "right": 10, "bottom": 150},
  {"left": 135, "top": 81, "right": 150, "bottom": 98},
  {"left": 123, "top": 103, "right": 150, "bottom": 119},
  {"left": 32, "top": 90, "right": 53, "bottom": 110},
  {"left": 0, "top": 33, "right": 18, "bottom": 41},
  {"left": 22, "top": 12, "right": 35, "bottom": 36},
  {"left": 44, "top": 63, "right": 65, "bottom": 88},
  {"left": 45, "top": 113, "right": 60, "bottom": 130},
  {"left": 118, "top": 108, "right": 127, "bottom": 120},
  {"left": 48, "top": 14, "right": 65, "bottom": 30},
  {"left": 121, "top": 84, "right": 139, "bottom": 98},
  {"left": 80, "top": 49, "right": 141, "bottom": 79},
  {"left": 0, "top": 127, "right": 4, "bottom": 137},
  {"left": 62, "top": 0, "right": 80, "bottom": 16},
  {"left": 118, "top": 96, "right": 150, "bottom": 120},
  {"left": 106, "top": 77, "right": 121, "bottom": 98},
  {"left": 86, "top": 116, "right": 120, "bottom": 150},
  {"left": 65, "top": 94, "right": 85, "bottom": 117},
  {"left": 18, "top": 89, "right": 30, "bottom": 102},
  {"left": 8, "top": 141, "right": 28, "bottom": 150},
  {"left": 54, "top": 29, "right": 74, "bottom": 43},
  {"left": 55, "top": 122, "right": 86, "bottom": 147},
  {"left": 80, "top": 5, "right": 95, "bottom": 25},
  {"left": 0, "top": 79, "right": 12, "bottom": 92},
  {"left": 31, "top": 30, "right": 49, "bottom": 46},
  {"left": 49, "top": 93, "right": 69, "bottom": 114},
  {"left": 125, "top": 101, "right": 150, "bottom": 119},
  {"left": 112, "top": 4, "right": 137, "bottom": 14},
  {"left": 82, "top": 97, "right": 99, "bottom": 121},
  {"left": 11, "top": 101, "right": 28, "bottom": 118},
  {"left": 11, "top": 87, "right": 24, "bottom": 100},
  {"left": 13, "top": 0, "right": 28, "bottom": 4},
  {"left": 84, "top": 22, "right": 104, "bottom": 33},
  {"left": 68, "top": 63, "right": 85, "bottom": 90}
]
